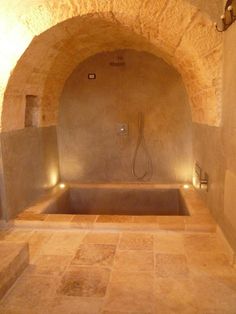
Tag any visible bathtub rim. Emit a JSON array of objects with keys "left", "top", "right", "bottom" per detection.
[{"left": 11, "top": 182, "right": 216, "bottom": 233}]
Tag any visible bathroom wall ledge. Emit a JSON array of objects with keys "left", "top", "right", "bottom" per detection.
[
  {"left": 0, "top": 241, "right": 29, "bottom": 299},
  {"left": 12, "top": 214, "right": 216, "bottom": 233},
  {"left": 10, "top": 185, "right": 216, "bottom": 234},
  {"left": 68, "top": 183, "right": 184, "bottom": 189}
]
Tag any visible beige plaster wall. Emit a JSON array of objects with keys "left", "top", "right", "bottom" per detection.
[
  {"left": 0, "top": 126, "right": 60, "bottom": 220},
  {"left": 193, "top": 22, "right": 236, "bottom": 251},
  {"left": 58, "top": 50, "right": 192, "bottom": 183}
]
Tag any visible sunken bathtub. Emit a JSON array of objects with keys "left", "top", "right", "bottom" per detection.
[{"left": 14, "top": 183, "right": 216, "bottom": 232}]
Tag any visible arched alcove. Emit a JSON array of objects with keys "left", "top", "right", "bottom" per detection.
[{"left": 0, "top": 0, "right": 223, "bottom": 132}]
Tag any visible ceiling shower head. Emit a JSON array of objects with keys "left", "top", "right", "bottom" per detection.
[{"left": 109, "top": 55, "right": 125, "bottom": 67}]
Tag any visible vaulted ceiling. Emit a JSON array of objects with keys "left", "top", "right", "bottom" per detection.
[{"left": 0, "top": 0, "right": 223, "bottom": 131}]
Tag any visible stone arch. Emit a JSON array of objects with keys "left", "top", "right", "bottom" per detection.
[{"left": 0, "top": 0, "right": 223, "bottom": 131}]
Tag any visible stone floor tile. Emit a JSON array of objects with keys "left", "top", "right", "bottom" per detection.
[
  {"left": 185, "top": 215, "right": 216, "bottom": 232},
  {"left": 96, "top": 216, "right": 133, "bottom": 223},
  {"left": 0, "top": 303, "right": 50, "bottom": 314},
  {"left": 154, "top": 232, "right": 185, "bottom": 254},
  {"left": 72, "top": 244, "right": 116, "bottom": 267},
  {"left": 213, "top": 272, "right": 236, "bottom": 294},
  {"left": 119, "top": 232, "right": 153, "bottom": 250},
  {"left": 48, "top": 296, "right": 104, "bottom": 314},
  {"left": 1, "top": 275, "right": 59, "bottom": 308},
  {"left": 155, "top": 253, "right": 189, "bottom": 277},
  {"left": 104, "top": 271, "right": 154, "bottom": 313},
  {"left": 132, "top": 216, "right": 158, "bottom": 223},
  {"left": 58, "top": 267, "right": 111, "bottom": 297},
  {"left": 113, "top": 250, "right": 154, "bottom": 271},
  {"left": 24, "top": 255, "right": 73, "bottom": 276},
  {"left": 71, "top": 215, "right": 97, "bottom": 228},
  {"left": 27, "top": 230, "right": 53, "bottom": 260},
  {"left": 44, "top": 215, "right": 74, "bottom": 222},
  {"left": 1, "top": 229, "right": 236, "bottom": 313},
  {"left": 183, "top": 233, "right": 223, "bottom": 253},
  {"left": 16, "top": 213, "right": 46, "bottom": 222},
  {"left": 82, "top": 232, "right": 119, "bottom": 245},
  {"left": 156, "top": 216, "right": 185, "bottom": 231},
  {"left": 192, "top": 275, "right": 236, "bottom": 312},
  {"left": 154, "top": 277, "right": 198, "bottom": 314},
  {"left": 40, "top": 231, "right": 86, "bottom": 255},
  {"left": 0, "top": 229, "right": 11, "bottom": 241},
  {"left": 103, "top": 311, "right": 153, "bottom": 314},
  {"left": 187, "top": 252, "right": 232, "bottom": 276},
  {"left": 2, "top": 230, "right": 34, "bottom": 242}
]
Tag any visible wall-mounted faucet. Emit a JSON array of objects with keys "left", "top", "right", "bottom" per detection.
[{"left": 194, "top": 163, "right": 209, "bottom": 191}]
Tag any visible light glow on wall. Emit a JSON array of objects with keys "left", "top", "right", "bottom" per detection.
[
  {"left": 0, "top": 19, "right": 32, "bottom": 80},
  {"left": 49, "top": 168, "right": 59, "bottom": 187},
  {"left": 59, "top": 183, "right": 66, "bottom": 189}
]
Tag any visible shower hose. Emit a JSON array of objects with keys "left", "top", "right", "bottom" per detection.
[{"left": 132, "top": 112, "right": 153, "bottom": 181}]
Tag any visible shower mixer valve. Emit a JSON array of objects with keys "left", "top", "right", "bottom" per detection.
[{"left": 194, "top": 163, "right": 209, "bottom": 191}]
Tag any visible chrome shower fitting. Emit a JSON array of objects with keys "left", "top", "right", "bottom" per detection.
[
  {"left": 132, "top": 112, "right": 153, "bottom": 181},
  {"left": 215, "top": 0, "right": 236, "bottom": 32},
  {"left": 194, "top": 163, "right": 208, "bottom": 192}
]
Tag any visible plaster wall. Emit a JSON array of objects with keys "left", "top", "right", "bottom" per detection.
[
  {"left": 58, "top": 50, "right": 192, "bottom": 183},
  {"left": 0, "top": 126, "right": 59, "bottom": 219},
  {"left": 193, "top": 22, "right": 236, "bottom": 251}
]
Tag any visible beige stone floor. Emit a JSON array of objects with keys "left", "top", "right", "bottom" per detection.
[{"left": 0, "top": 228, "right": 236, "bottom": 314}]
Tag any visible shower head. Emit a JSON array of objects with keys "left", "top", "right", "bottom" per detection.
[{"left": 109, "top": 55, "right": 125, "bottom": 67}]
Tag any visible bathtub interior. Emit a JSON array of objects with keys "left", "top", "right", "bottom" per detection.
[{"left": 43, "top": 185, "right": 190, "bottom": 216}]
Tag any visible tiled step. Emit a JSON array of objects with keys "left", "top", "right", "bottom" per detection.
[{"left": 0, "top": 241, "right": 29, "bottom": 299}]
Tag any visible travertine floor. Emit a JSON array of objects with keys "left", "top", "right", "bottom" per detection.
[{"left": 0, "top": 228, "right": 236, "bottom": 313}]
